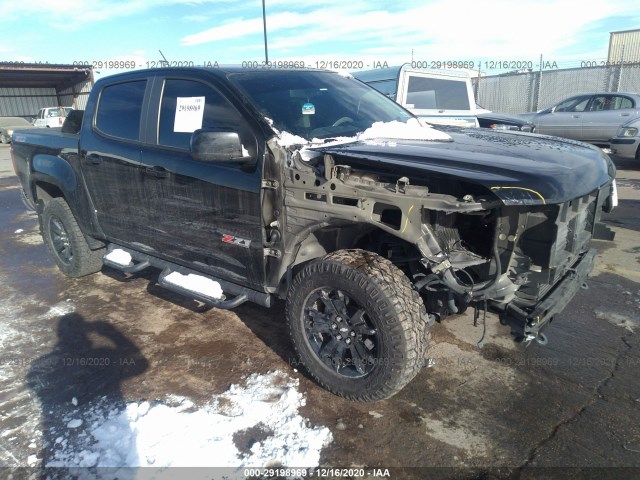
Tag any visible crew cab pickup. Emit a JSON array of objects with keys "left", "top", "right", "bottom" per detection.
[{"left": 11, "top": 67, "right": 617, "bottom": 401}]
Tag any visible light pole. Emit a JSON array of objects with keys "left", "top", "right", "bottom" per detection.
[{"left": 262, "top": 0, "right": 269, "bottom": 63}]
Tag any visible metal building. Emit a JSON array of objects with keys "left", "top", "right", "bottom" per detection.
[
  {"left": 608, "top": 29, "right": 640, "bottom": 64},
  {"left": 0, "top": 63, "right": 94, "bottom": 119}
]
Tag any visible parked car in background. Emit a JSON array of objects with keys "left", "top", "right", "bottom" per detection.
[
  {"left": 0, "top": 116, "right": 38, "bottom": 143},
  {"left": 33, "top": 107, "right": 73, "bottom": 128},
  {"left": 609, "top": 116, "right": 640, "bottom": 159},
  {"left": 519, "top": 93, "right": 640, "bottom": 147},
  {"left": 354, "top": 65, "right": 533, "bottom": 131},
  {"left": 353, "top": 65, "right": 479, "bottom": 127}
]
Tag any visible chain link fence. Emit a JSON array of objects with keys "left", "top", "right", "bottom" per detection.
[{"left": 472, "top": 58, "right": 640, "bottom": 114}]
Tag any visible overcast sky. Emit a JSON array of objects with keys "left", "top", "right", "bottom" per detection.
[{"left": 1, "top": 0, "right": 639, "bottom": 77}]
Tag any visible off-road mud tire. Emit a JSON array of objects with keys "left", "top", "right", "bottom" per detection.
[
  {"left": 286, "top": 249, "right": 431, "bottom": 401},
  {"left": 42, "top": 198, "right": 104, "bottom": 277}
]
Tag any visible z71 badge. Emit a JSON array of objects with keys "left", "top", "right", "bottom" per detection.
[{"left": 221, "top": 234, "right": 251, "bottom": 248}]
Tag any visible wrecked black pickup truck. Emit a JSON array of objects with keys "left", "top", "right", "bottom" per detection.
[{"left": 11, "top": 67, "right": 617, "bottom": 401}]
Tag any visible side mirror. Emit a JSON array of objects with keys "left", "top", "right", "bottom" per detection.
[{"left": 190, "top": 129, "right": 253, "bottom": 163}]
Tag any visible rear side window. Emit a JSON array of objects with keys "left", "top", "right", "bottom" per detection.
[
  {"left": 95, "top": 80, "right": 146, "bottom": 141},
  {"left": 158, "top": 79, "right": 247, "bottom": 151},
  {"left": 590, "top": 95, "right": 634, "bottom": 111},
  {"left": 406, "top": 76, "right": 470, "bottom": 110}
]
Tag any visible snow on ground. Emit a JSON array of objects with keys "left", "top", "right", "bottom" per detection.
[
  {"left": 42, "top": 299, "right": 75, "bottom": 320},
  {"left": 44, "top": 371, "right": 332, "bottom": 478},
  {"left": 163, "top": 272, "right": 224, "bottom": 300},
  {"left": 104, "top": 249, "right": 132, "bottom": 266}
]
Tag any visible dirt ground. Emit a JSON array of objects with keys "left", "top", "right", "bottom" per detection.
[{"left": 0, "top": 144, "right": 639, "bottom": 479}]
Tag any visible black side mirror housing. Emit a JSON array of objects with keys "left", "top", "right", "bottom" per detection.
[{"left": 190, "top": 129, "right": 252, "bottom": 163}]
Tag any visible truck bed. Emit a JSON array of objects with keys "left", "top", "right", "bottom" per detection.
[
  {"left": 11, "top": 128, "right": 80, "bottom": 202},
  {"left": 12, "top": 127, "right": 78, "bottom": 150}
]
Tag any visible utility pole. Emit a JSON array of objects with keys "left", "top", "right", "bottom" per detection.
[{"left": 262, "top": 0, "right": 269, "bottom": 63}]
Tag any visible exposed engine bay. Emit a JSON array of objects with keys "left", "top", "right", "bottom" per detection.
[{"left": 264, "top": 139, "right": 616, "bottom": 344}]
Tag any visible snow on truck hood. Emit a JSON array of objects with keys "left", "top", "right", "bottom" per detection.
[{"left": 275, "top": 118, "right": 453, "bottom": 148}]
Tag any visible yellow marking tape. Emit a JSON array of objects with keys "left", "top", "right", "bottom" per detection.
[
  {"left": 402, "top": 205, "right": 415, "bottom": 233},
  {"left": 490, "top": 186, "right": 546, "bottom": 204}
]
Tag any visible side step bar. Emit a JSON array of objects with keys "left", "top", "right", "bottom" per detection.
[
  {"left": 157, "top": 269, "right": 248, "bottom": 309},
  {"left": 102, "top": 244, "right": 271, "bottom": 310}
]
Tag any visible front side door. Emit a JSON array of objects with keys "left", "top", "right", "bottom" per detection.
[
  {"left": 139, "top": 77, "right": 265, "bottom": 289},
  {"left": 79, "top": 78, "right": 158, "bottom": 247},
  {"left": 535, "top": 95, "right": 590, "bottom": 139},
  {"left": 582, "top": 94, "right": 636, "bottom": 142}
]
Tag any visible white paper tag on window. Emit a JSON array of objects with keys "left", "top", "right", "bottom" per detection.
[{"left": 174, "top": 96, "right": 205, "bottom": 133}]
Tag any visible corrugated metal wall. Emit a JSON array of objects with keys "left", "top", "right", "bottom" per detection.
[
  {"left": 474, "top": 64, "right": 639, "bottom": 114},
  {"left": 58, "top": 79, "right": 92, "bottom": 110},
  {"left": 0, "top": 87, "right": 59, "bottom": 117},
  {"left": 0, "top": 65, "right": 94, "bottom": 118},
  {"left": 608, "top": 29, "right": 640, "bottom": 63}
]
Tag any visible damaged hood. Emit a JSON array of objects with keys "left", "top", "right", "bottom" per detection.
[{"left": 308, "top": 128, "right": 614, "bottom": 205}]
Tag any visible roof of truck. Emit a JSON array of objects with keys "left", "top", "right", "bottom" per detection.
[{"left": 98, "top": 65, "right": 334, "bottom": 82}]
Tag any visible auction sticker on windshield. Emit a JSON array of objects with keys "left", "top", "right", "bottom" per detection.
[{"left": 174, "top": 96, "right": 205, "bottom": 132}]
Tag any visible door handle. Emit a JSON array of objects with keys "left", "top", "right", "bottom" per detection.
[
  {"left": 621, "top": 113, "right": 630, "bottom": 116},
  {"left": 145, "top": 166, "right": 169, "bottom": 178},
  {"left": 572, "top": 115, "right": 580, "bottom": 118},
  {"left": 86, "top": 154, "right": 102, "bottom": 165}
]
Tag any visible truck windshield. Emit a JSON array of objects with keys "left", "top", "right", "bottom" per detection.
[{"left": 229, "top": 71, "right": 413, "bottom": 140}]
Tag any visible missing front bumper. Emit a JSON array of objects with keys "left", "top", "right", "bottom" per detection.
[{"left": 500, "top": 248, "right": 597, "bottom": 342}]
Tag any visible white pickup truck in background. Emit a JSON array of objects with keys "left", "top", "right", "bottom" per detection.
[
  {"left": 33, "top": 106, "right": 73, "bottom": 128},
  {"left": 353, "top": 64, "right": 479, "bottom": 127},
  {"left": 353, "top": 64, "right": 533, "bottom": 131}
]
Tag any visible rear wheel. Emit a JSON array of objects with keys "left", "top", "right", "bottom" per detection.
[
  {"left": 42, "top": 198, "right": 104, "bottom": 277},
  {"left": 286, "top": 249, "right": 430, "bottom": 401}
]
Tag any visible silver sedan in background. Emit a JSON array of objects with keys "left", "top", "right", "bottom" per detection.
[
  {"left": 609, "top": 116, "right": 640, "bottom": 159},
  {"left": 0, "top": 117, "right": 38, "bottom": 144},
  {"left": 519, "top": 92, "right": 640, "bottom": 150}
]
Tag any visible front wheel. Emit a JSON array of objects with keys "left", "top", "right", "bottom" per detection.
[
  {"left": 42, "top": 198, "right": 104, "bottom": 277},
  {"left": 0, "top": 133, "right": 9, "bottom": 144},
  {"left": 286, "top": 249, "right": 430, "bottom": 401}
]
